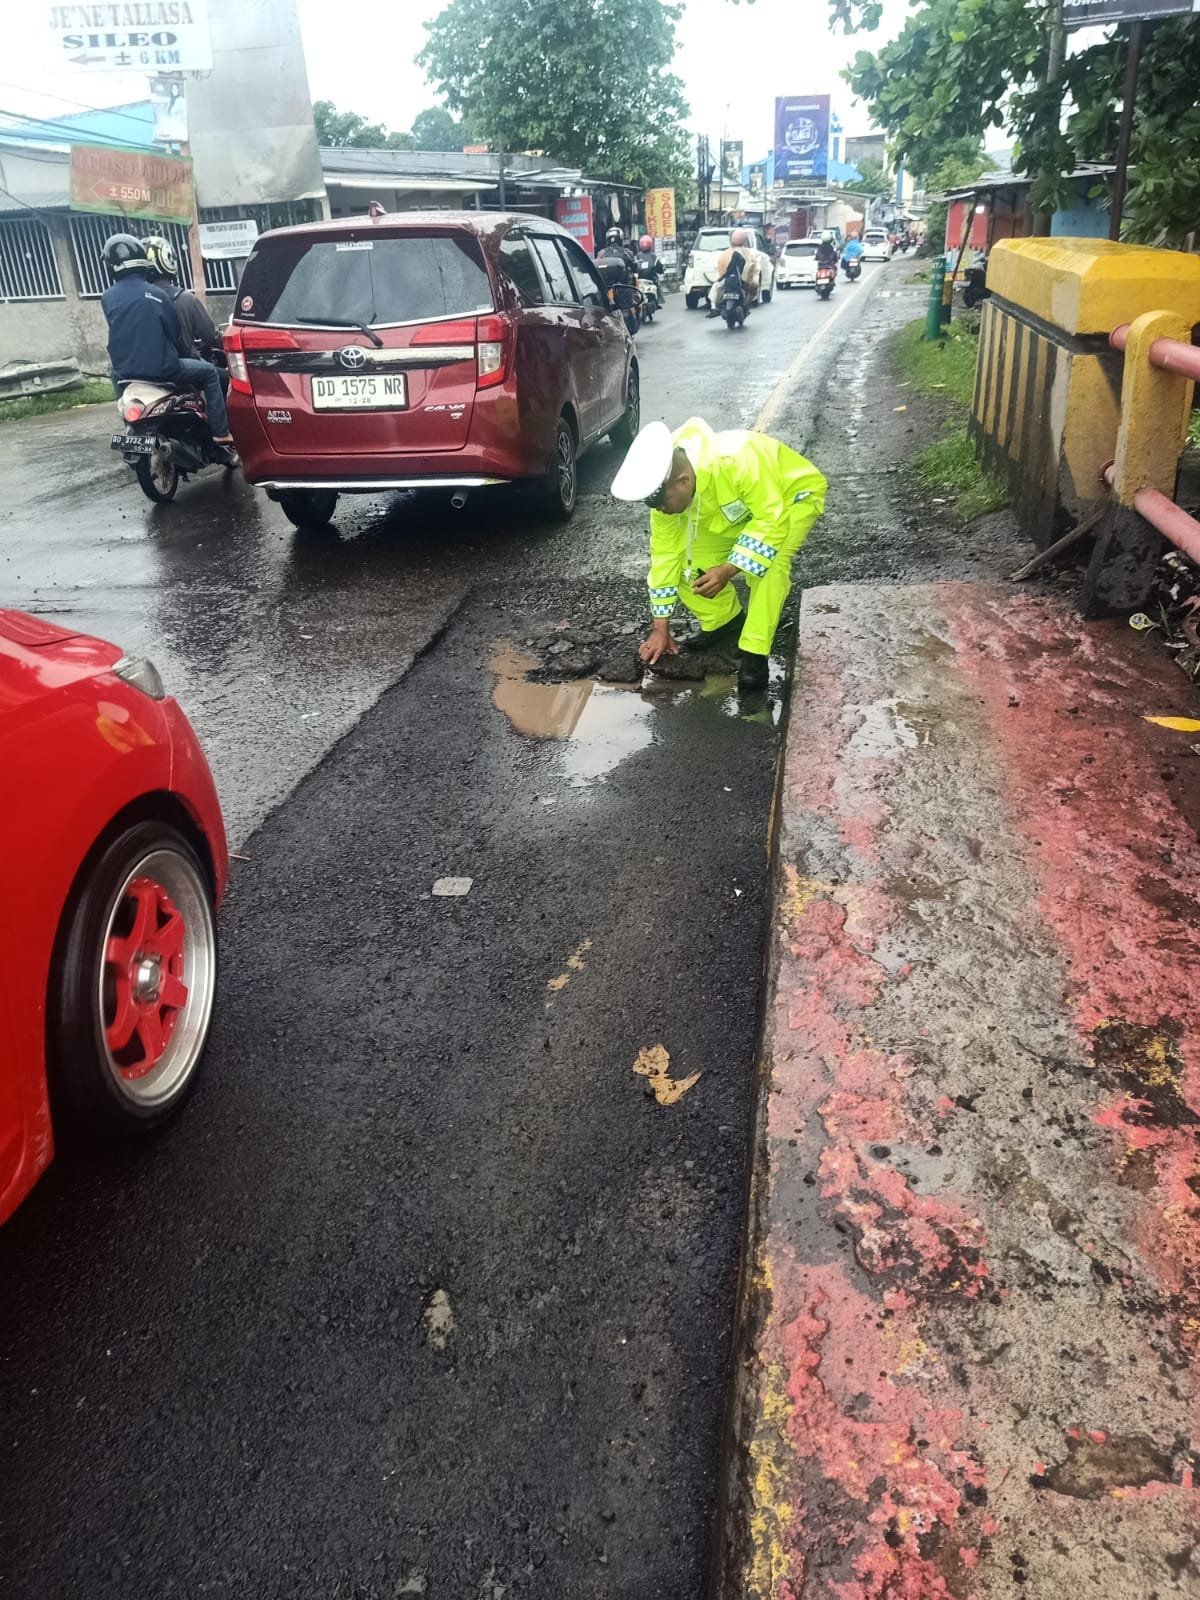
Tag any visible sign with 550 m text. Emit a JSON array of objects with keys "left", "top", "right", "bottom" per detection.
[
  {"left": 69, "top": 143, "right": 195, "bottom": 224},
  {"left": 47, "top": 1, "right": 213, "bottom": 70}
]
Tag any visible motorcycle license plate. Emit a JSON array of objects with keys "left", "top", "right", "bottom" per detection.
[
  {"left": 311, "top": 374, "right": 407, "bottom": 410},
  {"left": 112, "top": 433, "right": 156, "bottom": 453}
]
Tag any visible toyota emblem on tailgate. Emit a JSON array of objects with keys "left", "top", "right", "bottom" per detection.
[{"left": 338, "top": 346, "right": 368, "bottom": 369}]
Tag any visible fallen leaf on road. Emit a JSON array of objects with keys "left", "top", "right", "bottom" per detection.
[
  {"left": 547, "top": 937, "right": 592, "bottom": 992},
  {"left": 633, "top": 1044, "right": 700, "bottom": 1106},
  {"left": 893, "top": 404, "right": 907, "bottom": 412},
  {"left": 1143, "top": 716, "right": 1200, "bottom": 733},
  {"left": 423, "top": 1289, "right": 454, "bottom": 1350}
]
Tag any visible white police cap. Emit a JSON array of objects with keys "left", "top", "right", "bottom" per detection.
[{"left": 610, "top": 419, "right": 674, "bottom": 502}]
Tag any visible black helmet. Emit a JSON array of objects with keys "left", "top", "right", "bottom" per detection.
[
  {"left": 142, "top": 234, "right": 179, "bottom": 281},
  {"left": 102, "top": 233, "right": 152, "bottom": 278}
]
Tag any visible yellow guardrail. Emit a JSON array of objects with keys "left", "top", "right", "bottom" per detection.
[{"left": 969, "top": 240, "right": 1200, "bottom": 597}]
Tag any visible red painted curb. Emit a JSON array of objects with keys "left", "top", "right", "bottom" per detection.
[{"left": 714, "top": 582, "right": 1200, "bottom": 1599}]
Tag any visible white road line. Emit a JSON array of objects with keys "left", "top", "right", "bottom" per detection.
[{"left": 753, "top": 270, "right": 893, "bottom": 436}]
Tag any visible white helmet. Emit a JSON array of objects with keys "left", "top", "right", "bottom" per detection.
[{"left": 821, "top": 230, "right": 834, "bottom": 243}]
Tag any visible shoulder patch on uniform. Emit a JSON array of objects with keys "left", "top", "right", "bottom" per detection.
[{"left": 720, "top": 499, "right": 752, "bottom": 525}]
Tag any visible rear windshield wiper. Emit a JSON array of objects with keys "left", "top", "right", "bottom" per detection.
[{"left": 294, "top": 316, "right": 384, "bottom": 348}]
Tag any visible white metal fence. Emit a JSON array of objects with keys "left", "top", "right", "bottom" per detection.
[
  {"left": 0, "top": 216, "right": 63, "bottom": 300},
  {"left": 68, "top": 213, "right": 197, "bottom": 298}
]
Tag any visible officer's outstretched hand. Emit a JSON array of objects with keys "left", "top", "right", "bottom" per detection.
[{"left": 639, "top": 621, "right": 679, "bottom": 665}]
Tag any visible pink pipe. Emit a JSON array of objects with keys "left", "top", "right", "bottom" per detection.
[
  {"left": 1133, "top": 487, "right": 1200, "bottom": 564},
  {"left": 1109, "top": 322, "right": 1200, "bottom": 382},
  {"left": 1101, "top": 461, "right": 1200, "bottom": 562}
]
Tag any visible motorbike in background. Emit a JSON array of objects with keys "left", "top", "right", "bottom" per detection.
[
  {"left": 842, "top": 256, "right": 862, "bottom": 283},
  {"left": 596, "top": 256, "right": 642, "bottom": 336},
  {"left": 963, "top": 260, "right": 991, "bottom": 309},
  {"left": 815, "top": 264, "right": 837, "bottom": 301},
  {"left": 635, "top": 261, "right": 660, "bottom": 322},
  {"left": 721, "top": 277, "right": 748, "bottom": 330},
  {"left": 111, "top": 353, "right": 234, "bottom": 504}
]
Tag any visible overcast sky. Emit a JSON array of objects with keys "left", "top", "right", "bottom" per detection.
[{"left": 3, "top": 0, "right": 909, "bottom": 153}]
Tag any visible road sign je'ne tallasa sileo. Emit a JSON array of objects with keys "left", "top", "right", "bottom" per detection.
[
  {"left": 1063, "top": 0, "right": 1197, "bottom": 28},
  {"left": 46, "top": 0, "right": 214, "bottom": 70}
]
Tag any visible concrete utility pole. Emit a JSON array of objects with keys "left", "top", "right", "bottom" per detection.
[
  {"left": 1108, "top": 19, "right": 1144, "bottom": 240},
  {"left": 1030, "top": 0, "right": 1065, "bottom": 236}
]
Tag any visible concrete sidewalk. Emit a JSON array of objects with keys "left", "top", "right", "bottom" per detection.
[{"left": 717, "top": 582, "right": 1200, "bottom": 1598}]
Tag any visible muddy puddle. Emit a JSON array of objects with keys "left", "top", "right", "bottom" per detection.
[
  {"left": 488, "top": 643, "right": 781, "bottom": 784},
  {"left": 489, "top": 646, "right": 654, "bottom": 786}
]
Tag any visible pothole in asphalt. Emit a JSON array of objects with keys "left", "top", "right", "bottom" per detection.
[
  {"left": 489, "top": 638, "right": 784, "bottom": 783},
  {"left": 489, "top": 645, "right": 654, "bottom": 786}
]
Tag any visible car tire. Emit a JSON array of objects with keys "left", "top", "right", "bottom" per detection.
[
  {"left": 134, "top": 450, "right": 179, "bottom": 503},
  {"left": 609, "top": 365, "right": 641, "bottom": 452},
  {"left": 762, "top": 286, "right": 773, "bottom": 303},
  {"left": 47, "top": 820, "right": 218, "bottom": 1140},
  {"left": 540, "top": 415, "right": 578, "bottom": 521},
  {"left": 278, "top": 489, "right": 338, "bottom": 529},
  {"left": 686, "top": 292, "right": 703, "bottom": 310}
]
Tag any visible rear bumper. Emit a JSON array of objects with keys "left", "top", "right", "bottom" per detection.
[{"left": 259, "top": 475, "right": 508, "bottom": 495}]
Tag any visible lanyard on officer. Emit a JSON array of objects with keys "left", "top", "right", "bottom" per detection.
[{"left": 684, "top": 496, "right": 701, "bottom": 576}]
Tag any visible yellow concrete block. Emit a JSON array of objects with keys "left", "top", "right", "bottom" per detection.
[
  {"left": 1111, "top": 309, "right": 1195, "bottom": 506},
  {"left": 987, "top": 238, "right": 1200, "bottom": 336}
]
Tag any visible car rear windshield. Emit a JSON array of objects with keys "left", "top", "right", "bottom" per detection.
[
  {"left": 786, "top": 243, "right": 817, "bottom": 257},
  {"left": 696, "top": 230, "right": 731, "bottom": 252},
  {"left": 865, "top": 233, "right": 886, "bottom": 243},
  {"left": 236, "top": 231, "right": 494, "bottom": 327}
]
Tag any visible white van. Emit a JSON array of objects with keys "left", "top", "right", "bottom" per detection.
[
  {"left": 776, "top": 238, "right": 821, "bottom": 289},
  {"left": 682, "top": 227, "right": 776, "bottom": 308},
  {"left": 862, "top": 229, "right": 891, "bottom": 262}
]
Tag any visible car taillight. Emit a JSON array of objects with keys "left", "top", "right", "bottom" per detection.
[
  {"left": 223, "top": 324, "right": 299, "bottom": 395},
  {"left": 223, "top": 327, "right": 252, "bottom": 395},
  {"left": 475, "top": 313, "right": 512, "bottom": 390}
]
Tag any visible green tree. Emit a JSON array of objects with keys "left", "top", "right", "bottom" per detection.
[
  {"left": 921, "top": 144, "right": 990, "bottom": 257},
  {"left": 313, "top": 99, "right": 414, "bottom": 149},
  {"left": 409, "top": 106, "right": 464, "bottom": 150},
  {"left": 833, "top": 0, "right": 1200, "bottom": 242},
  {"left": 846, "top": 156, "right": 888, "bottom": 194},
  {"left": 418, "top": 0, "right": 692, "bottom": 188}
]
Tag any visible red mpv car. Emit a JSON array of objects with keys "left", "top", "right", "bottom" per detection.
[
  {"left": 0, "top": 611, "right": 228, "bottom": 1222},
  {"left": 224, "top": 212, "right": 640, "bottom": 529}
]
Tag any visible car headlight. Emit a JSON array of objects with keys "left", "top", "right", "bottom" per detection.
[{"left": 112, "top": 654, "right": 166, "bottom": 700}]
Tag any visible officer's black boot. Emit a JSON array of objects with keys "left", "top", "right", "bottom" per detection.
[{"left": 737, "top": 649, "right": 769, "bottom": 691}]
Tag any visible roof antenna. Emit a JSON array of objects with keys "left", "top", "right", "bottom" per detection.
[{"left": 368, "top": 201, "right": 386, "bottom": 220}]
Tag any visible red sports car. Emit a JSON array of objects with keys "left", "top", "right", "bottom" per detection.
[{"left": 0, "top": 610, "right": 228, "bottom": 1222}]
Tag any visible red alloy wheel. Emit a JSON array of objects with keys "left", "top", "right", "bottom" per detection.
[{"left": 103, "top": 875, "right": 190, "bottom": 1078}]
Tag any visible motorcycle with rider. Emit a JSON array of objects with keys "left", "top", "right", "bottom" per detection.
[{"left": 101, "top": 232, "right": 238, "bottom": 503}]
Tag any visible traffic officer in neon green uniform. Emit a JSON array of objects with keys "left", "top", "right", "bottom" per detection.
[{"left": 611, "top": 417, "right": 827, "bottom": 691}]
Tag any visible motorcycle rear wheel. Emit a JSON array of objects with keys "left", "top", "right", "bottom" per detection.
[{"left": 134, "top": 449, "right": 179, "bottom": 503}]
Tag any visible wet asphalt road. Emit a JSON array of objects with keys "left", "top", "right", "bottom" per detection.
[{"left": 1, "top": 269, "right": 893, "bottom": 1598}]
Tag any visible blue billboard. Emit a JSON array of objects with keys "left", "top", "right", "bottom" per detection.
[{"left": 774, "top": 94, "right": 831, "bottom": 184}]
